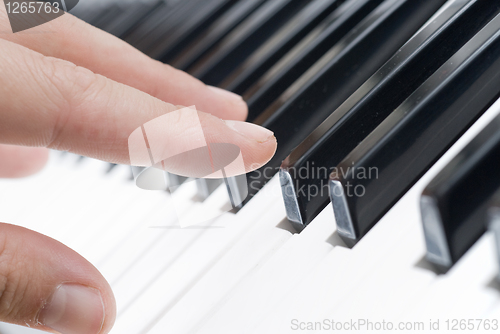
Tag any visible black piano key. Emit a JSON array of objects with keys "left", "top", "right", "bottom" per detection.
[
  {"left": 140, "top": 0, "right": 226, "bottom": 57},
  {"left": 421, "top": 115, "right": 500, "bottom": 270},
  {"left": 219, "top": 0, "right": 343, "bottom": 95},
  {"left": 170, "top": 0, "right": 266, "bottom": 72},
  {"left": 123, "top": 0, "right": 199, "bottom": 53},
  {"left": 89, "top": 4, "right": 127, "bottom": 30},
  {"left": 243, "top": 0, "right": 386, "bottom": 122},
  {"left": 329, "top": 13, "right": 500, "bottom": 246},
  {"left": 148, "top": 0, "right": 238, "bottom": 62},
  {"left": 69, "top": 3, "right": 104, "bottom": 23},
  {"left": 189, "top": 0, "right": 307, "bottom": 86},
  {"left": 280, "top": 0, "right": 500, "bottom": 231},
  {"left": 235, "top": 0, "right": 446, "bottom": 206},
  {"left": 104, "top": 1, "right": 164, "bottom": 38}
]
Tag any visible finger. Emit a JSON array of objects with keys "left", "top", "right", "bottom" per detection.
[
  {"left": 0, "top": 3, "right": 247, "bottom": 121},
  {"left": 0, "top": 145, "right": 49, "bottom": 178},
  {"left": 0, "top": 39, "right": 277, "bottom": 174},
  {"left": 0, "top": 223, "right": 115, "bottom": 334}
]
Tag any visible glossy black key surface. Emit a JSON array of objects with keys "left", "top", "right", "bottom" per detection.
[
  {"left": 88, "top": 4, "right": 126, "bottom": 29},
  {"left": 148, "top": 0, "right": 238, "bottom": 62},
  {"left": 329, "top": 13, "right": 500, "bottom": 247},
  {"left": 189, "top": 0, "right": 307, "bottom": 86},
  {"left": 235, "top": 0, "right": 446, "bottom": 206},
  {"left": 104, "top": 1, "right": 164, "bottom": 38},
  {"left": 244, "top": 0, "right": 386, "bottom": 122},
  {"left": 123, "top": 0, "right": 199, "bottom": 53},
  {"left": 69, "top": 2, "right": 104, "bottom": 23},
  {"left": 421, "top": 115, "right": 500, "bottom": 270},
  {"left": 170, "top": 0, "right": 266, "bottom": 71},
  {"left": 220, "top": 0, "right": 343, "bottom": 95},
  {"left": 281, "top": 0, "right": 500, "bottom": 231}
]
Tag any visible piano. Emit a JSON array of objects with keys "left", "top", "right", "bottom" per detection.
[{"left": 2, "top": 0, "right": 500, "bottom": 332}]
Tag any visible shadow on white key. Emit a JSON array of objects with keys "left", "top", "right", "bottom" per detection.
[
  {"left": 110, "top": 177, "right": 283, "bottom": 334},
  {"left": 400, "top": 233, "right": 498, "bottom": 328},
  {"left": 57, "top": 164, "right": 139, "bottom": 247},
  {"left": 193, "top": 198, "right": 340, "bottom": 334},
  {"left": 96, "top": 178, "right": 200, "bottom": 284},
  {"left": 147, "top": 186, "right": 292, "bottom": 333}
]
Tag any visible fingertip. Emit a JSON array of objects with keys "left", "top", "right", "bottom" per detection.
[{"left": 0, "top": 224, "right": 116, "bottom": 334}]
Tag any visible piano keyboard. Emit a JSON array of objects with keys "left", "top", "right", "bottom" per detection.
[{"left": 2, "top": 0, "right": 500, "bottom": 332}]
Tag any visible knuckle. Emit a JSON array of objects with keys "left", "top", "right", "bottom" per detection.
[
  {"left": 36, "top": 56, "right": 109, "bottom": 148},
  {"left": 39, "top": 55, "right": 104, "bottom": 106}
]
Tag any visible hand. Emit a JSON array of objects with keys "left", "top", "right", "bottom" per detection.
[{"left": 0, "top": 4, "right": 277, "bottom": 334}]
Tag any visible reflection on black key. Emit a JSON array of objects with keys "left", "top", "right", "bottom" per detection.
[
  {"left": 190, "top": 0, "right": 307, "bottom": 86},
  {"left": 149, "top": 0, "right": 238, "bottom": 63},
  {"left": 123, "top": 0, "right": 198, "bottom": 53},
  {"left": 105, "top": 1, "right": 164, "bottom": 38},
  {"left": 171, "top": 0, "right": 266, "bottom": 72},
  {"left": 329, "top": 14, "right": 500, "bottom": 247},
  {"left": 422, "top": 114, "right": 500, "bottom": 271},
  {"left": 244, "top": 0, "right": 387, "bottom": 121},
  {"left": 220, "top": 0, "right": 343, "bottom": 95},
  {"left": 281, "top": 0, "right": 500, "bottom": 232},
  {"left": 90, "top": 4, "right": 126, "bottom": 30},
  {"left": 237, "top": 0, "right": 445, "bottom": 207}
]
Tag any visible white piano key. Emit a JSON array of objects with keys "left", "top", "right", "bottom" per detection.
[
  {"left": 32, "top": 159, "right": 111, "bottom": 239},
  {"left": 250, "top": 247, "right": 349, "bottom": 334},
  {"left": 9, "top": 157, "right": 108, "bottom": 234},
  {"left": 96, "top": 206, "right": 176, "bottom": 284},
  {"left": 147, "top": 192, "right": 292, "bottom": 333},
  {"left": 81, "top": 198, "right": 167, "bottom": 264},
  {"left": 401, "top": 233, "right": 497, "bottom": 323},
  {"left": 55, "top": 174, "right": 138, "bottom": 246},
  {"left": 95, "top": 182, "right": 199, "bottom": 283},
  {"left": 109, "top": 183, "right": 232, "bottom": 314},
  {"left": 110, "top": 177, "right": 284, "bottom": 334},
  {"left": 317, "top": 99, "right": 500, "bottom": 325},
  {"left": 0, "top": 152, "right": 79, "bottom": 224},
  {"left": 195, "top": 200, "right": 337, "bottom": 334}
]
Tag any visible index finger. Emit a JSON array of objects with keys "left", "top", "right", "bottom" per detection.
[{"left": 0, "top": 2, "right": 248, "bottom": 121}]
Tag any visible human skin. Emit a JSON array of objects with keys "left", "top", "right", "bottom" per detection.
[{"left": 0, "top": 4, "right": 277, "bottom": 333}]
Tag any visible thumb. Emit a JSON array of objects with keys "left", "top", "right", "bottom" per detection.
[{"left": 0, "top": 223, "right": 115, "bottom": 334}]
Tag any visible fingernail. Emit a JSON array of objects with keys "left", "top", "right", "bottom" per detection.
[
  {"left": 40, "top": 284, "right": 105, "bottom": 334},
  {"left": 207, "top": 86, "right": 244, "bottom": 102},
  {"left": 224, "top": 120, "right": 274, "bottom": 143}
]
